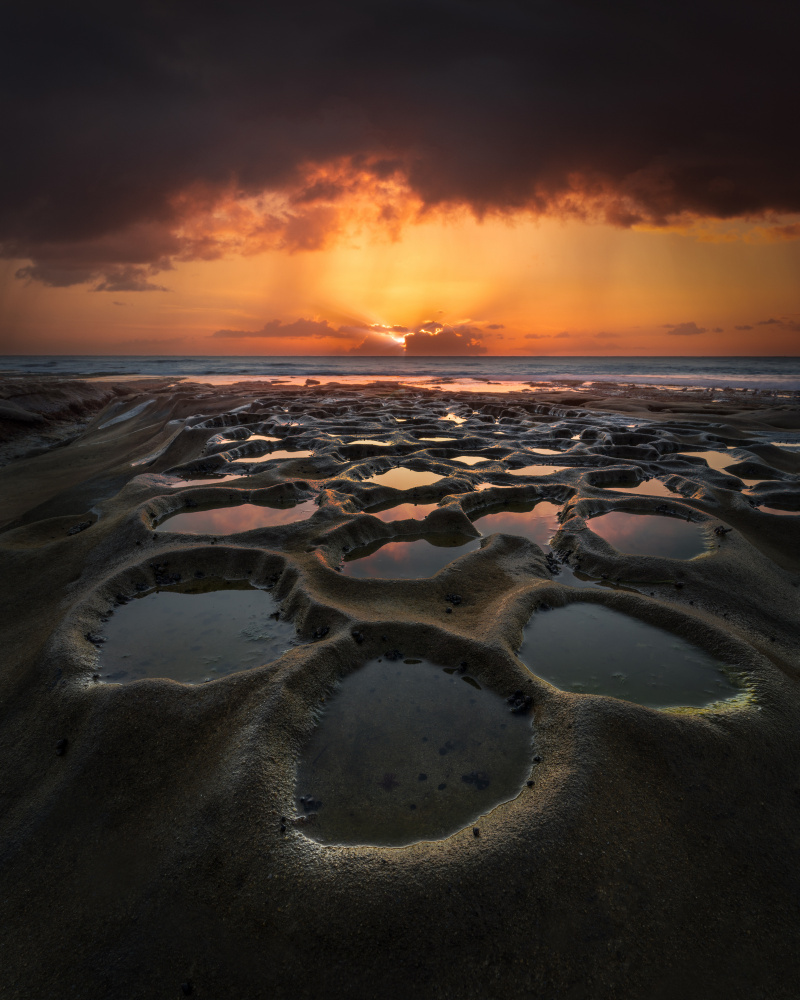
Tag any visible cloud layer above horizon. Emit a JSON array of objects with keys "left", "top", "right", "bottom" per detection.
[{"left": 2, "top": 0, "right": 800, "bottom": 292}]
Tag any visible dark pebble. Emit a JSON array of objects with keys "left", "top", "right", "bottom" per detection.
[
  {"left": 409, "top": 804, "right": 416, "bottom": 810},
  {"left": 533, "top": 755, "right": 542, "bottom": 763},
  {"left": 312, "top": 626, "right": 330, "bottom": 640},
  {"left": 351, "top": 630, "right": 364, "bottom": 644},
  {"left": 418, "top": 773, "right": 427, "bottom": 781},
  {"left": 461, "top": 770, "right": 491, "bottom": 791},
  {"left": 55, "top": 738, "right": 68, "bottom": 756},
  {"left": 527, "top": 780, "right": 535, "bottom": 787},
  {"left": 506, "top": 690, "right": 533, "bottom": 715},
  {"left": 438, "top": 783, "right": 447, "bottom": 790},
  {"left": 181, "top": 982, "right": 193, "bottom": 996},
  {"left": 473, "top": 827, "right": 480, "bottom": 838},
  {"left": 445, "top": 594, "right": 462, "bottom": 606},
  {"left": 445, "top": 607, "right": 452, "bottom": 614}
]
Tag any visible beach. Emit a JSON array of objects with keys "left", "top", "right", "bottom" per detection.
[{"left": 1, "top": 374, "right": 799, "bottom": 999}]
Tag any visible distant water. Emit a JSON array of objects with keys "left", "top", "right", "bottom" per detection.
[{"left": 2, "top": 355, "right": 799, "bottom": 391}]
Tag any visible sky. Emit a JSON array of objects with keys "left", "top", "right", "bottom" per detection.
[{"left": 1, "top": 1, "right": 799, "bottom": 357}]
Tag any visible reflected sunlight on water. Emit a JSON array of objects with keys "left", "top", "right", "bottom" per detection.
[{"left": 588, "top": 511, "right": 707, "bottom": 559}]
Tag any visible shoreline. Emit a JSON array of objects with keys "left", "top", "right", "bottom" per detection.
[{"left": 1, "top": 376, "right": 799, "bottom": 998}]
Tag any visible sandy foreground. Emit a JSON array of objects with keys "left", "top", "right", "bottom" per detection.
[{"left": 1, "top": 375, "right": 799, "bottom": 999}]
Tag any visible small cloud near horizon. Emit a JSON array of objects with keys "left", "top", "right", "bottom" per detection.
[
  {"left": 212, "top": 318, "right": 350, "bottom": 340},
  {"left": 663, "top": 321, "right": 707, "bottom": 336}
]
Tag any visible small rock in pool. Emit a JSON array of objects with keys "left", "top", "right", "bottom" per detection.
[
  {"left": 507, "top": 690, "right": 533, "bottom": 715},
  {"left": 461, "top": 770, "right": 491, "bottom": 791}
]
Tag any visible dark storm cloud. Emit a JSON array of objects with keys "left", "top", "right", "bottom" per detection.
[
  {"left": 349, "top": 334, "right": 404, "bottom": 355},
  {"left": 2, "top": 1, "right": 799, "bottom": 286},
  {"left": 405, "top": 323, "right": 486, "bottom": 355}
]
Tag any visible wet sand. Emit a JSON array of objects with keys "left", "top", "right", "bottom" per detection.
[{"left": 1, "top": 375, "right": 799, "bottom": 999}]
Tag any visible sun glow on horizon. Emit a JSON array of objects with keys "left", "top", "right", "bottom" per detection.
[{"left": 2, "top": 205, "right": 799, "bottom": 356}]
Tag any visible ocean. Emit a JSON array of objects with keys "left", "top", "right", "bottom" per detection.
[{"left": 2, "top": 355, "right": 799, "bottom": 392}]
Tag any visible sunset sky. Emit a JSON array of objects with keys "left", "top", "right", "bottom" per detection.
[{"left": 1, "top": 2, "right": 798, "bottom": 357}]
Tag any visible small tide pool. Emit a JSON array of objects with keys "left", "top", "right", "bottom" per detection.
[
  {"left": 588, "top": 511, "right": 707, "bottom": 559},
  {"left": 362, "top": 467, "right": 444, "bottom": 490},
  {"left": 342, "top": 534, "right": 481, "bottom": 578},
  {"left": 470, "top": 500, "right": 562, "bottom": 547},
  {"left": 99, "top": 584, "right": 297, "bottom": 684},
  {"left": 518, "top": 603, "right": 739, "bottom": 708},
  {"left": 294, "top": 657, "right": 533, "bottom": 846},
  {"left": 366, "top": 502, "right": 441, "bottom": 523},
  {"left": 155, "top": 499, "right": 318, "bottom": 533}
]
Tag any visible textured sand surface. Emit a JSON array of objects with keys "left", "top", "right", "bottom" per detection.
[{"left": 1, "top": 377, "right": 799, "bottom": 999}]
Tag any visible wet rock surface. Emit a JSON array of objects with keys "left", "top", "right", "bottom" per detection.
[{"left": 1, "top": 378, "right": 799, "bottom": 999}]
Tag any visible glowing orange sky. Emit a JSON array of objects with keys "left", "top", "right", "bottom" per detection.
[{"left": 1, "top": 206, "right": 799, "bottom": 356}]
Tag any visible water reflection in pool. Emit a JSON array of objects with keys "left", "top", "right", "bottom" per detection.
[
  {"left": 221, "top": 434, "right": 280, "bottom": 444},
  {"left": 294, "top": 657, "right": 533, "bottom": 846},
  {"left": 166, "top": 473, "right": 244, "bottom": 487},
  {"left": 678, "top": 450, "right": 736, "bottom": 473},
  {"left": 342, "top": 534, "right": 481, "bottom": 578},
  {"left": 100, "top": 584, "right": 297, "bottom": 684},
  {"left": 518, "top": 603, "right": 739, "bottom": 707},
  {"left": 363, "top": 467, "right": 444, "bottom": 490},
  {"left": 588, "top": 511, "right": 707, "bottom": 559},
  {"left": 452, "top": 455, "right": 488, "bottom": 466},
  {"left": 599, "top": 478, "right": 678, "bottom": 498},
  {"left": 470, "top": 501, "right": 562, "bottom": 547},
  {"left": 237, "top": 449, "right": 313, "bottom": 463},
  {"left": 367, "top": 502, "right": 441, "bottom": 523},
  {"left": 508, "top": 465, "right": 570, "bottom": 477},
  {"left": 155, "top": 499, "right": 318, "bottom": 533}
]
